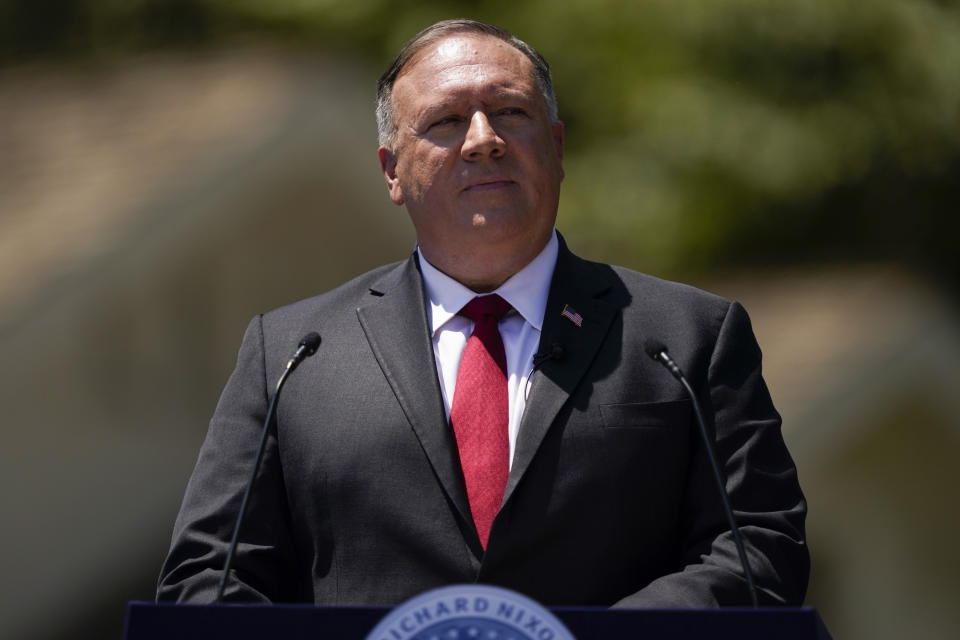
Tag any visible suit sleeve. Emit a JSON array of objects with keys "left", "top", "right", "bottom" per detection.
[
  {"left": 156, "top": 315, "right": 302, "bottom": 603},
  {"left": 615, "top": 301, "right": 810, "bottom": 607}
]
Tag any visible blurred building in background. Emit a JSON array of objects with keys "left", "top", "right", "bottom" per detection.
[{"left": 1, "top": 2, "right": 958, "bottom": 638}]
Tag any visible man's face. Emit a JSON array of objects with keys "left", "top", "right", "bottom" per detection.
[{"left": 378, "top": 33, "right": 565, "bottom": 290}]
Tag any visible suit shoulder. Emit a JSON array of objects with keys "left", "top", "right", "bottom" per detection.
[
  {"left": 621, "top": 266, "right": 726, "bottom": 303},
  {"left": 593, "top": 262, "right": 753, "bottom": 374},
  {"left": 259, "top": 259, "right": 406, "bottom": 332},
  {"left": 580, "top": 256, "right": 732, "bottom": 316},
  {"left": 556, "top": 243, "right": 736, "bottom": 335}
]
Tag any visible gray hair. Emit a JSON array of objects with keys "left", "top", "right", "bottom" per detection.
[{"left": 376, "top": 19, "right": 559, "bottom": 150}]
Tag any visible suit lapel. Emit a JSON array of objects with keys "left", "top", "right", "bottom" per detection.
[
  {"left": 356, "top": 255, "right": 473, "bottom": 528},
  {"left": 502, "top": 241, "right": 620, "bottom": 507}
]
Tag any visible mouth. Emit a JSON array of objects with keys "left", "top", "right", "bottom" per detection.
[{"left": 463, "top": 178, "right": 515, "bottom": 192}]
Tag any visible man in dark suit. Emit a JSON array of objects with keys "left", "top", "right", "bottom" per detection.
[{"left": 157, "top": 19, "right": 809, "bottom": 607}]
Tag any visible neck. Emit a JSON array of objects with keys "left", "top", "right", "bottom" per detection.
[{"left": 419, "top": 239, "right": 550, "bottom": 293}]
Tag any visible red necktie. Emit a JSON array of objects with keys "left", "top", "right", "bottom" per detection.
[{"left": 450, "top": 294, "right": 512, "bottom": 549}]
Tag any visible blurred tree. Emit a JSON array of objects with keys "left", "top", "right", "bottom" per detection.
[{"left": 2, "top": 0, "right": 958, "bottom": 287}]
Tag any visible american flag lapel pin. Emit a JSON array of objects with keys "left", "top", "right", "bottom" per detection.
[{"left": 561, "top": 304, "right": 583, "bottom": 327}]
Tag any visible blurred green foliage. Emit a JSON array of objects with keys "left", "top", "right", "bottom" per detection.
[{"left": 3, "top": 0, "right": 958, "bottom": 285}]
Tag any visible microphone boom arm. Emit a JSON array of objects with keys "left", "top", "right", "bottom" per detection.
[
  {"left": 648, "top": 346, "right": 760, "bottom": 608},
  {"left": 215, "top": 332, "right": 320, "bottom": 602}
]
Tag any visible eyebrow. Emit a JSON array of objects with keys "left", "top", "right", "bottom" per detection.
[{"left": 416, "top": 87, "right": 535, "bottom": 122}]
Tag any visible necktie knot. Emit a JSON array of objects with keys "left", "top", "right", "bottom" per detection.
[{"left": 459, "top": 294, "right": 512, "bottom": 323}]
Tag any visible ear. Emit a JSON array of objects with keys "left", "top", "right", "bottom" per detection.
[
  {"left": 378, "top": 146, "right": 404, "bottom": 206},
  {"left": 552, "top": 121, "right": 566, "bottom": 180}
]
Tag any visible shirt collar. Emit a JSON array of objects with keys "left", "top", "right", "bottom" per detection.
[{"left": 419, "top": 230, "right": 559, "bottom": 336}]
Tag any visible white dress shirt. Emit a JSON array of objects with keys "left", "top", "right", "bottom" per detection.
[{"left": 418, "top": 231, "right": 559, "bottom": 469}]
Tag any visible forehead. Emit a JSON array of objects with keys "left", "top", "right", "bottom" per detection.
[{"left": 393, "top": 34, "right": 538, "bottom": 108}]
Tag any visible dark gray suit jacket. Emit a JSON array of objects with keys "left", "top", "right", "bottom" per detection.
[{"left": 157, "top": 240, "right": 809, "bottom": 607}]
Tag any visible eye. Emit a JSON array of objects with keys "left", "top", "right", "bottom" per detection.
[
  {"left": 429, "top": 115, "right": 463, "bottom": 129},
  {"left": 496, "top": 107, "right": 529, "bottom": 118}
]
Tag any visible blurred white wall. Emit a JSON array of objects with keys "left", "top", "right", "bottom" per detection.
[{"left": 0, "top": 47, "right": 414, "bottom": 640}]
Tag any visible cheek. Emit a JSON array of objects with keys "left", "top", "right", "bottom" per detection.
[{"left": 401, "top": 150, "right": 448, "bottom": 201}]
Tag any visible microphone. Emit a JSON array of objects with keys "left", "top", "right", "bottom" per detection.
[
  {"left": 216, "top": 332, "right": 321, "bottom": 603},
  {"left": 532, "top": 340, "right": 565, "bottom": 369},
  {"left": 287, "top": 332, "right": 321, "bottom": 370},
  {"left": 644, "top": 339, "right": 759, "bottom": 608},
  {"left": 525, "top": 341, "right": 565, "bottom": 399}
]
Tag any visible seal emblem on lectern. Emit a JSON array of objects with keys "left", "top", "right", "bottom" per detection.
[{"left": 364, "top": 584, "right": 576, "bottom": 640}]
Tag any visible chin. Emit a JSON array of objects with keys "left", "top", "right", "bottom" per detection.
[{"left": 466, "top": 208, "right": 531, "bottom": 232}]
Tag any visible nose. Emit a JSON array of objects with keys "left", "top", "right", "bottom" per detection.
[{"left": 461, "top": 111, "right": 505, "bottom": 160}]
